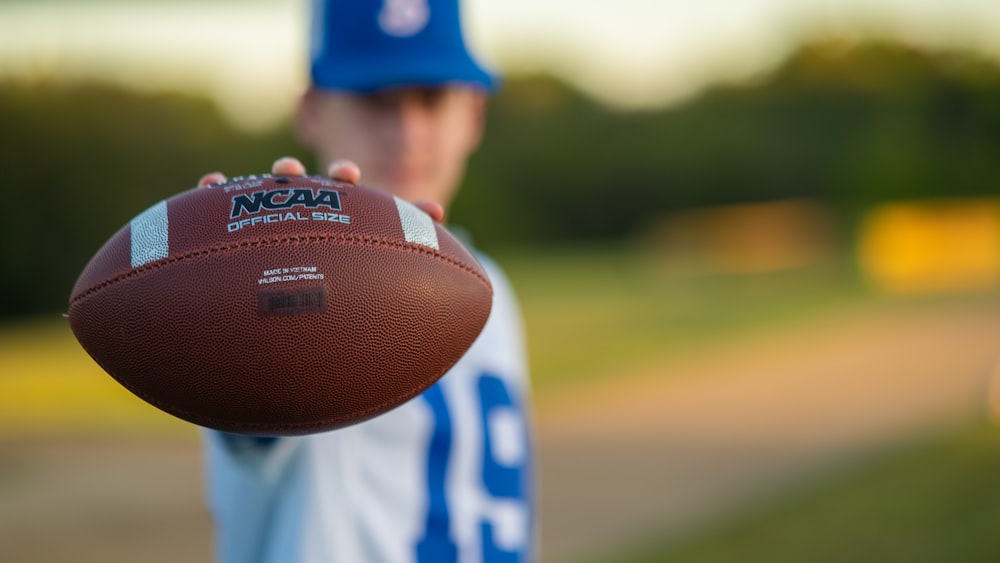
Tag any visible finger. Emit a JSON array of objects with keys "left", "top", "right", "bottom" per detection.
[
  {"left": 414, "top": 200, "right": 445, "bottom": 223},
  {"left": 327, "top": 159, "right": 361, "bottom": 184},
  {"left": 198, "top": 172, "right": 226, "bottom": 187},
  {"left": 272, "top": 157, "right": 307, "bottom": 176}
]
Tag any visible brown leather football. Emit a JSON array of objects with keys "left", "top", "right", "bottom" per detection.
[{"left": 68, "top": 174, "right": 492, "bottom": 435}]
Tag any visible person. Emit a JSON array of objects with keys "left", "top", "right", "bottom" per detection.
[{"left": 196, "top": 1, "right": 535, "bottom": 562}]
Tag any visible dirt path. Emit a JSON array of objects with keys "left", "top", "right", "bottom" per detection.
[
  {"left": 535, "top": 298, "right": 1000, "bottom": 561},
  {"left": 1, "top": 298, "right": 998, "bottom": 562},
  {"left": 0, "top": 438, "right": 211, "bottom": 563}
]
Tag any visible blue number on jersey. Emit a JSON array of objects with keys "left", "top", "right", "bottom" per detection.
[
  {"left": 415, "top": 382, "right": 458, "bottom": 563},
  {"left": 416, "top": 374, "right": 531, "bottom": 562}
]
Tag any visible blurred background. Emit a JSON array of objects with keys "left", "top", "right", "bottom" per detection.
[{"left": 3, "top": 0, "right": 1000, "bottom": 561}]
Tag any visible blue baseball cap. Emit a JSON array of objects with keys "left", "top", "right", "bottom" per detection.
[{"left": 310, "top": 0, "right": 497, "bottom": 92}]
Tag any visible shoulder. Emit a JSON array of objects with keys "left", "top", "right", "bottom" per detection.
[
  {"left": 458, "top": 249, "right": 528, "bottom": 378},
  {"left": 449, "top": 227, "right": 515, "bottom": 302},
  {"left": 478, "top": 252, "right": 509, "bottom": 285},
  {"left": 471, "top": 250, "right": 522, "bottom": 329}
]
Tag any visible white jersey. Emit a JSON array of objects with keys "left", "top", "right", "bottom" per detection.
[{"left": 203, "top": 256, "right": 534, "bottom": 563}]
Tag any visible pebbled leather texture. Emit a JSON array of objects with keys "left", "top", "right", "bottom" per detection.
[{"left": 68, "top": 175, "right": 492, "bottom": 435}]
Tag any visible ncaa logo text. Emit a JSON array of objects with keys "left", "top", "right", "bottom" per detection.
[
  {"left": 231, "top": 188, "right": 342, "bottom": 219},
  {"left": 228, "top": 188, "right": 350, "bottom": 233}
]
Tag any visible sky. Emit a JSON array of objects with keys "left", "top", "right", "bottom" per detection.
[{"left": 1, "top": 0, "right": 999, "bottom": 130}]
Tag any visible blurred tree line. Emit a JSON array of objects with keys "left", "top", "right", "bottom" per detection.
[
  {"left": 2, "top": 39, "right": 1000, "bottom": 317},
  {"left": 461, "top": 40, "right": 1000, "bottom": 242}
]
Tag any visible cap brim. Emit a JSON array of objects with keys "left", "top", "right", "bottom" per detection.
[{"left": 312, "top": 55, "right": 497, "bottom": 93}]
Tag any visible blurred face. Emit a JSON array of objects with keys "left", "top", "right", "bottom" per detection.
[{"left": 296, "top": 85, "right": 486, "bottom": 207}]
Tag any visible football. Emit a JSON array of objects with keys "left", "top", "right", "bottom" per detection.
[{"left": 68, "top": 174, "right": 492, "bottom": 435}]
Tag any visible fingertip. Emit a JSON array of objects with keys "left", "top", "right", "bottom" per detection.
[
  {"left": 327, "top": 159, "right": 361, "bottom": 184},
  {"left": 272, "top": 157, "right": 307, "bottom": 176},
  {"left": 416, "top": 200, "right": 446, "bottom": 223},
  {"left": 198, "top": 172, "right": 226, "bottom": 187}
]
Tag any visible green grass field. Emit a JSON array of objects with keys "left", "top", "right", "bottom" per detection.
[
  {"left": 0, "top": 247, "right": 866, "bottom": 438},
  {"left": 613, "top": 421, "right": 1000, "bottom": 563},
  {"left": 499, "top": 245, "right": 867, "bottom": 390}
]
